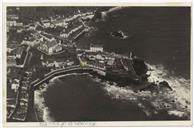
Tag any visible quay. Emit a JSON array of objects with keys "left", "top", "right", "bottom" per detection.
[
  {"left": 6, "top": 8, "right": 147, "bottom": 122},
  {"left": 7, "top": 64, "right": 106, "bottom": 121}
]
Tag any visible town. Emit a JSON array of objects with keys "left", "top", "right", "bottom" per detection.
[{"left": 6, "top": 7, "right": 159, "bottom": 122}]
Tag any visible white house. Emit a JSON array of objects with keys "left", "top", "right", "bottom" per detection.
[
  {"left": 16, "top": 22, "right": 23, "bottom": 27},
  {"left": 11, "top": 79, "right": 20, "bottom": 92},
  {"left": 7, "top": 21, "right": 17, "bottom": 27},
  {"left": 38, "top": 39, "right": 62, "bottom": 55},
  {"left": 90, "top": 44, "right": 103, "bottom": 52},
  {"left": 16, "top": 47, "right": 24, "bottom": 59}
]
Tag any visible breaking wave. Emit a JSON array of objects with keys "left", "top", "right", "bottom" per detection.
[
  {"left": 34, "top": 85, "right": 54, "bottom": 122},
  {"left": 34, "top": 64, "right": 190, "bottom": 121},
  {"left": 96, "top": 63, "right": 190, "bottom": 119}
]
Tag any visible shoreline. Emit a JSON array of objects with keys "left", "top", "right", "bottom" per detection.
[{"left": 32, "top": 63, "right": 190, "bottom": 121}]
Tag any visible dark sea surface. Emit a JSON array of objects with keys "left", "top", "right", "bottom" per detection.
[{"left": 41, "top": 7, "right": 191, "bottom": 121}]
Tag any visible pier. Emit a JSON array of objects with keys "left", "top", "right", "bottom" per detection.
[{"left": 7, "top": 65, "right": 106, "bottom": 121}]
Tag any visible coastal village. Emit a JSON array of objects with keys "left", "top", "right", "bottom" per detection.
[
  {"left": 7, "top": 8, "right": 144, "bottom": 121},
  {"left": 6, "top": 7, "right": 175, "bottom": 122}
]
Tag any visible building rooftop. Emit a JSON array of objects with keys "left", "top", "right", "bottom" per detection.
[
  {"left": 16, "top": 47, "right": 24, "bottom": 55},
  {"left": 7, "top": 56, "right": 16, "bottom": 67},
  {"left": 42, "top": 40, "right": 58, "bottom": 48}
]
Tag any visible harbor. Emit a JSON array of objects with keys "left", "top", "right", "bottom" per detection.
[{"left": 6, "top": 7, "right": 191, "bottom": 122}]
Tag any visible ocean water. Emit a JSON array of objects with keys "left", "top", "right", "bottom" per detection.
[{"left": 34, "top": 7, "right": 191, "bottom": 121}]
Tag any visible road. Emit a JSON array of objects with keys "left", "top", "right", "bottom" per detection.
[{"left": 33, "top": 65, "right": 106, "bottom": 89}]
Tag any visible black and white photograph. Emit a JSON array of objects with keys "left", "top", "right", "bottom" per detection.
[{"left": 4, "top": 3, "right": 192, "bottom": 126}]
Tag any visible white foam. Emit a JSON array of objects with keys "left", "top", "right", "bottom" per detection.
[
  {"left": 34, "top": 63, "right": 190, "bottom": 120},
  {"left": 168, "top": 110, "right": 186, "bottom": 118},
  {"left": 100, "top": 63, "right": 190, "bottom": 118},
  {"left": 34, "top": 90, "right": 55, "bottom": 122},
  {"left": 43, "top": 107, "right": 54, "bottom": 122}
]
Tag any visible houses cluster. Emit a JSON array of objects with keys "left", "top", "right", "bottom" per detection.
[
  {"left": 7, "top": 14, "right": 24, "bottom": 33},
  {"left": 39, "top": 13, "right": 86, "bottom": 29},
  {"left": 77, "top": 44, "right": 103, "bottom": 53},
  {"left": 89, "top": 44, "right": 103, "bottom": 52},
  {"left": 40, "top": 18, "right": 68, "bottom": 29},
  {"left": 7, "top": 14, "right": 23, "bottom": 27},
  {"left": 77, "top": 44, "right": 108, "bottom": 70},
  {"left": 59, "top": 24, "right": 84, "bottom": 39},
  {"left": 77, "top": 43, "right": 134, "bottom": 76},
  {"left": 37, "top": 12, "right": 93, "bottom": 42},
  {"left": 7, "top": 56, "right": 17, "bottom": 67},
  {"left": 8, "top": 71, "right": 32, "bottom": 121},
  {"left": 6, "top": 10, "right": 105, "bottom": 121},
  {"left": 24, "top": 23, "right": 38, "bottom": 31},
  {"left": 42, "top": 59, "right": 75, "bottom": 70},
  {"left": 7, "top": 46, "right": 26, "bottom": 68}
]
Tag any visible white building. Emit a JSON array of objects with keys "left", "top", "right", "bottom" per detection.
[
  {"left": 7, "top": 14, "right": 19, "bottom": 20},
  {"left": 90, "top": 44, "right": 103, "bottom": 52},
  {"left": 11, "top": 79, "right": 20, "bottom": 92},
  {"left": 7, "top": 56, "right": 16, "bottom": 67},
  {"left": 7, "top": 21, "right": 17, "bottom": 27},
  {"left": 107, "top": 58, "right": 115, "bottom": 66},
  {"left": 43, "top": 22, "right": 51, "bottom": 28},
  {"left": 16, "top": 47, "right": 24, "bottom": 59},
  {"left": 38, "top": 38, "right": 62, "bottom": 55},
  {"left": 16, "top": 22, "right": 23, "bottom": 27}
]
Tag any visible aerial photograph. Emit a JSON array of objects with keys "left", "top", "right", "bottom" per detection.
[{"left": 6, "top": 6, "right": 191, "bottom": 122}]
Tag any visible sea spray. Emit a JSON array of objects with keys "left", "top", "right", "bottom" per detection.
[
  {"left": 94, "top": 63, "right": 190, "bottom": 119},
  {"left": 147, "top": 64, "right": 190, "bottom": 118},
  {"left": 34, "top": 64, "right": 190, "bottom": 121},
  {"left": 34, "top": 83, "right": 55, "bottom": 122}
]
